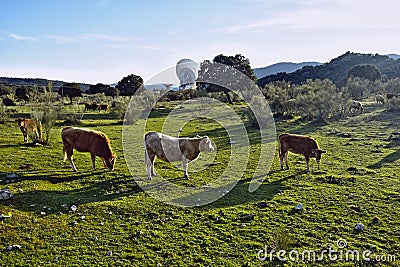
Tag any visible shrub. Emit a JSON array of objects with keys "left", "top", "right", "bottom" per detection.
[
  {"left": 0, "top": 102, "right": 9, "bottom": 123},
  {"left": 3, "top": 98, "right": 16, "bottom": 106},
  {"left": 386, "top": 97, "right": 400, "bottom": 111},
  {"left": 31, "top": 94, "right": 60, "bottom": 144}
]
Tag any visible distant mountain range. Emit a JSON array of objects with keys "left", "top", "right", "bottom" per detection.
[
  {"left": 253, "top": 62, "right": 322, "bottom": 79},
  {"left": 257, "top": 52, "right": 400, "bottom": 87}
]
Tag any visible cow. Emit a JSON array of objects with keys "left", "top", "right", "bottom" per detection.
[
  {"left": 98, "top": 104, "right": 109, "bottom": 112},
  {"left": 16, "top": 118, "right": 42, "bottom": 143},
  {"left": 144, "top": 131, "right": 214, "bottom": 179},
  {"left": 350, "top": 100, "right": 364, "bottom": 113},
  {"left": 61, "top": 127, "right": 116, "bottom": 171},
  {"left": 84, "top": 103, "right": 99, "bottom": 111},
  {"left": 386, "top": 93, "right": 398, "bottom": 100},
  {"left": 375, "top": 94, "right": 385, "bottom": 104},
  {"left": 278, "top": 133, "right": 326, "bottom": 171}
]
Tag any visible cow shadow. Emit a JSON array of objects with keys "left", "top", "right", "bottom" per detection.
[{"left": 2, "top": 175, "right": 142, "bottom": 214}]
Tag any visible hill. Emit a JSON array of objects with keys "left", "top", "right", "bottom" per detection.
[
  {"left": 387, "top": 53, "right": 400, "bottom": 60},
  {"left": 0, "top": 77, "right": 91, "bottom": 92},
  {"left": 253, "top": 62, "right": 321, "bottom": 79},
  {"left": 257, "top": 52, "right": 400, "bottom": 87}
]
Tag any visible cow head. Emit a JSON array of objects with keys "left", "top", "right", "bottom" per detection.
[
  {"left": 311, "top": 149, "right": 326, "bottom": 163},
  {"left": 16, "top": 118, "right": 26, "bottom": 128},
  {"left": 199, "top": 136, "right": 214, "bottom": 152},
  {"left": 103, "top": 154, "right": 117, "bottom": 170}
]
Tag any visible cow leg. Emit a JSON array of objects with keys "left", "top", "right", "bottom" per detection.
[
  {"left": 279, "top": 147, "right": 284, "bottom": 170},
  {"left": 23, "top": 133, "right": 28, "bottom": 143},
  {"left": 284, "top": 152, "right": 289, "bottom": 169},
  {"left": 64, "top": 147, "right": 77, "bottom": 171},
  {"left": 69, "top": 158, "right": 77, "bottom": 172},
  {"left": 91, "top": 153, "right": 96, "bottom": 170},
  {"left": 145, "top": 150, "right": 156, "bottom": 179},
  {"left": 305, "top": 156, "right": 310, "bottom": 171},
  {"left": 182, "top": 158, "right": 189, "bottom": 179}
]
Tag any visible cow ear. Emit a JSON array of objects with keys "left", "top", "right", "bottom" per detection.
[
  {"left": 196, "top": 135, "right": 201, "bottom": 138},
  {"left": 202, "top": 136, "right": 208, "bottom": 139}
]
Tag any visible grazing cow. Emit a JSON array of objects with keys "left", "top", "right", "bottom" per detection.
[
  {"left": 16, "top": 118, "right": 42, "bottom": 143},
  {"left": 61, "top": 127, "right": 116, "bottom": 171},
  {"left": 375, "top": 94, "right": 385, "bottom": 104},
  {"left": 386, "top": 93, "right": 398, "bottom": 100},
  {"left": 144, "top": 131, "right": 214, "bottom": 179},
  {"left": 98, "top": 104, "right": 109, "bottom": 112},
  {"left": 84, "top": 103, "right": 99, "bottom": 111},
  {"left": 279, "top": 133, "right": 326, "bottom": 171},
  {"left": 350, "top": 100, "right": 364, "bottom": 113}
]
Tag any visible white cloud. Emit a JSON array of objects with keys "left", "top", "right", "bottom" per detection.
[
  {"left": 45, "top": 33, "right": 137, "bottom": 44},
  {"left": 9, "top": 33, "right": 36, "bottom": 41}
]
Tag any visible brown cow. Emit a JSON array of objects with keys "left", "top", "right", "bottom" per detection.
[
  {"left": 16, "top": 118, "right": 42, "bottom": 143},
  {"left": 279, "top": 133, "right": 326, "bottom": 171},
  {"left": 98, "top": 104, "right": 109, "bottom": 112},
  {"left": 144, "top": 131, "right": 214, "bottom": 179},
  {"left": 84, "top": 103, "right": 99, "bottom": 111},
  {"left": 387, "top": 93, "right": 398, "bottom": 100},
  {"left": 61, "top": 127, "right": 116, "bottom": 171}
]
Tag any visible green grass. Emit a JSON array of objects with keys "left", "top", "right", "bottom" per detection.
[{"left": 1, "top": 100, "right": 399, "bottom": 266}]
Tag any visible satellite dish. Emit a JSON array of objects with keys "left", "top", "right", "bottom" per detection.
[{"left": 176, "top": 59, "right": 199, "bottom": 88}]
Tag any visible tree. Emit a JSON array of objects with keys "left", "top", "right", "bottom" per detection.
[
  {"left": 58, "top": 83, "right": 82, "bottom": 104},
  {"left": 89, "top": 83, "right": 110, "bottom": 94},
  {"left": 104, "top": 87, "right": 119, "bottom": 98},
  {"left": 197, "top": 54, "right": 257, "bottom": 104},
  {"left": 15, "top": 85, "right": 38, "bottom": 102},
  {"left": 0, "top": 85, "right": 12, "bottom": 97},
  {"left": 116, "top": 74, "right": 143, "bottom": 96},
  {"left": 347, "top": 64, "right": 381, "bottom": 81}
]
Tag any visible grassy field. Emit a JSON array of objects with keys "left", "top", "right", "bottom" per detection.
[{"left": 0, "top": 99, "right": 399, "bottom": 266}]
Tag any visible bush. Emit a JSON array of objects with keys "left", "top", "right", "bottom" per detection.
[
  {"left": 0, "top": 102, "right": 9, "bottom": 123},
  {"left": 386, "top": 97, "right": 400, "bottom": 111},
  {"left": 31, "top": 99, "right": 60, "bottom": 144},
  {"left": 3, "top": 98, "right": 16, "bottom": 106}
]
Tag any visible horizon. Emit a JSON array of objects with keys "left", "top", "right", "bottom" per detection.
[{"left": 1, "top": 0, "right": 399, "bottom": 84}]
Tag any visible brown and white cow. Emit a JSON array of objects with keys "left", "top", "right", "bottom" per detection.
[
  {"left": 144, "top": 131, "right": 214, "bottom": 179},
  {"left": 350, "top": 100, "right": 364, "bottom": 113},
  {"left": 61, "top": 127, "right": 116, "bottom": 171},
  {"left": 278, "top": 133, "right": 326, "bottom": 171},
  {"left": 16, "top": 118, "right": 42, "bottom": 143}
]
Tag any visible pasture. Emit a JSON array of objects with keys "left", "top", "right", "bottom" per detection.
[{"left": 0, "top": 99, "right": 399, "bottom": 266}]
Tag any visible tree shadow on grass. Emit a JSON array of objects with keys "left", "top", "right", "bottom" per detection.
[
  {"left": 368, "top": 150, "right": 400, "bottom": 169},
  {"left": 2, "top": 175, "right": 142, "bottom": 214}
]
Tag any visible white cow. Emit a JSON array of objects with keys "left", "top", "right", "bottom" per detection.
[{"left": 144, "top": 131, "right": 214, "bottom": 179}]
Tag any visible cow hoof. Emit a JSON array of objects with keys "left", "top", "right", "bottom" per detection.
[{"left": 184, "top": 175, "right": 189, "bottom": 179}]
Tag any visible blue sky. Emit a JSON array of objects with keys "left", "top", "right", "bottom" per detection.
[{"left": 1, "top": 0, "right": 399, "bottom": 84}]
